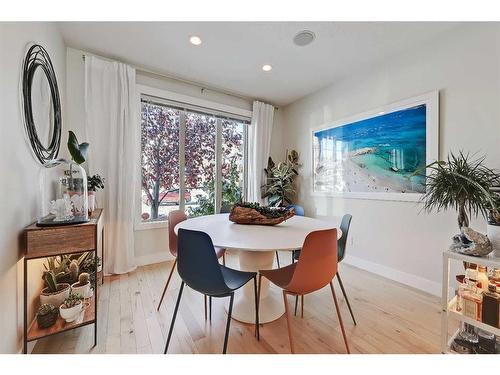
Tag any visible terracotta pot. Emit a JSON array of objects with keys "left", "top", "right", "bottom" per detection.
[{"left": 40, "top": 283, "right": 70, "bottom": 308}]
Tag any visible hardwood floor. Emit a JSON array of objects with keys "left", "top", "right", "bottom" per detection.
[{"left": 32, "top": 251, "right": 442, "bottom": 354}]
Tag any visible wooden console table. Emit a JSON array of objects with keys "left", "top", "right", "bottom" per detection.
[{"left": 23, "top": 209, "right": 104, "bottom": 354}]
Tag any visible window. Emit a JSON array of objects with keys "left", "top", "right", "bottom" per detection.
[{"left": 140, "top": 94, "right": 249, "bottom": 224}]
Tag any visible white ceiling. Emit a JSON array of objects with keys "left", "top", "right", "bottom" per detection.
[{"left": 58, "top": 22, "right": 461, "bottom": 106}]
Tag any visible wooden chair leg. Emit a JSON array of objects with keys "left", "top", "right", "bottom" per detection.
[
  {"left": 253, "top": 275, "right": 260, "bottom": 340},
  {"left": 223, "top": 293, "right": 234, "bottom": 354},
  {"left": 222, "top": 253, "right": 226, "bottom": 266},
  {"left": 275, "top": 251, "right": 280, "bottom": 268},
  {"left": 337, "top": 271, "right": 356, "bottom": 325},
  {"left": 329, "top": 281, "right": 350, "bottom": 354},
  {"left": 164, "top": 281, "right": 184, "bottom": 354},
  {"left": 157, "top": 258, "right": 177, "bottom": 311},
  {"left": 283, "top": 291, "right": 295, "bottom": 353}
]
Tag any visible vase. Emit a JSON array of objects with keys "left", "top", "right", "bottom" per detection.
[
  {"left": 487, "top": 223, "right": 500, "bottom": 258},
  {"left": 88, "top": 191, "right": 95, "bottom": 214}
]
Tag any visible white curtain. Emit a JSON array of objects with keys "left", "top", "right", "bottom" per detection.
[
  {"left": 84, "top": 56, "right": 137, "bottom": 274},
  {"left": 248, "top": 101, "right": 275, "bottom": 204}
]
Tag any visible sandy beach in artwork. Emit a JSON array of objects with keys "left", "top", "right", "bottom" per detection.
[{"left": 314, "top": 147, "right": 423, "bottom": 194}]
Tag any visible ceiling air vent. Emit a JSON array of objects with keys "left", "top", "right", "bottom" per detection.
[{"left": 293, "top": 30, "right": 316, "bottom": 46}]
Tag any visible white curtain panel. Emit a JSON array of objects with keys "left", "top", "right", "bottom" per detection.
[
  {"left": 84, "top": 56, "right": 137, "bottom": 274},
  {"left": 248, "top": 101, "right": 275, "bottom": 204}
]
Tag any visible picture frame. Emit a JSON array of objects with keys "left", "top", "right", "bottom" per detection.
[{"left": 311, "top": 91, "right": 439, "bottom": 202}]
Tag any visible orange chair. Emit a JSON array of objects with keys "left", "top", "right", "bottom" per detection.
[
  {"left": 258, "top": 229, "right": 350, "bottom": 354},
  {"left": 157, "top": 210, "right": 226, "bottom": 319}
]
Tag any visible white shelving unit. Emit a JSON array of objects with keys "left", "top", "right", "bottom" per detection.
[{"left": 441, "top": 249, "right": 500, "bottom": 353}]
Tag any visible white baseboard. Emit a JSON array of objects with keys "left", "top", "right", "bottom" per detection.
[
  {"left": 135, "top": 252, "right": 174, "bottom": 267},
  {"left": 342, "top": 254, "right": 441, "bottom": 297}
]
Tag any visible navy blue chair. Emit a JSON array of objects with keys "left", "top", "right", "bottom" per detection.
[
  {"left": 274, "top": 204, "right": 305, "bottom": 268},
  {"left": 164, "top": 228, "right": 259, "bottom": 354},
  {"left": 293, "top": 214, "right": 356, "bottom": 325}
]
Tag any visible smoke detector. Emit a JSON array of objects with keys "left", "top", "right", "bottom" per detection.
[{"left": 293, "top": 30, "right": 316, "bottom": 46}]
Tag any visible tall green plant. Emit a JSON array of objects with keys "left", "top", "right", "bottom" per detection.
[
  {"left": 262, "top": 150, "right": 300, "bottom": 207},
  {"left": 419, "top": 151, "right": 500, "bottom": 229}
]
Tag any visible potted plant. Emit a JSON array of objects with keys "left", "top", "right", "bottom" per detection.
[
  {"left": 40, "top": 271, "right": 70, "bottom": 308},
  {"left": 59, "top": 293, "right": 84, "bottom": 323},
  {"left": 36, "top": 303, "right": 59, "bottom": 329},
  {"left": 71, "top": 272, "right": 91, "bottom": 299},
  {"left": 419, "top": 151, "right": 500, "bottom": 255},
  {"left": 66, "top": 131, "right": 89, "bottom": 216},
  {"left": 87, "top": 174, "right": 104, "bottom": 214},
  {"left": 262, "top": 150, "right": 300, "bottom": 207}
]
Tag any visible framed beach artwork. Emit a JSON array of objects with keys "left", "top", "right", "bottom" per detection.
[{"left": 311, "top": 91, "right": 439, "bottom": 201}]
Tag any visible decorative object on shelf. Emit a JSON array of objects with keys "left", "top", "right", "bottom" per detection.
[
  {"left": 450, "top": 227, "right": 493, "bottom": 257},
  {"left": 59, "top": 293, "right": 84, "bottom": 323},
  {"left": 87, "top": 174, "right": 105, "bottom": 214},
  {"left": 39, "top": 271, "right": 70, "bottom": 308},
  {"left": 262, "top": 150, "right": 300, "bottom": 207},
  {"left": 21, "top": 44, "right": 62, "bottom": 164},
  {"left": 36, "top": 303, "right": 58, "bottom": 329},
  {"left": 229, "top": 202, "right": 295, "bottom": 225},
  {"left": 37, "top": 158, "right": 89, "bottom": 226},
  {"left": 71, "top": 272, "right": 91, "bottom": 299},
  {"left": 487, "top": 187, "right": 500, "bottom": 257},
  {"left": 312, "top": 91, "right": 439, "bottom": 201},
  {"left": 419, "top": 151, "right": 500, "bottom": 256}
]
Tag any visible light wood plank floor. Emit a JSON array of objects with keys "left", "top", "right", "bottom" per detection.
[{"left": 32, "top": 251, "right": 442, "bottom": 354}]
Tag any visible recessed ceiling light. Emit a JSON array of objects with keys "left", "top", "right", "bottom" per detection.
[
  {"left": 293, "top": 30, "right": 316, "bottom": 46},
  {"left": 262, "top": 64, "right": 273, "bottom": 72},
  {"left": 189, "top": 35, "right": 202, "bottom": 46}
]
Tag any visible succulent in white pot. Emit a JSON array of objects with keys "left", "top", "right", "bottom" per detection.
[
  {"left": 59, "top": 293, "right": 84, "bottom": 323},
  {"left": 71, "top": 272, "right": 91, "bottom": 298},
  {"left": 40, "top": 271, "right": 70, "bottom": 308}
]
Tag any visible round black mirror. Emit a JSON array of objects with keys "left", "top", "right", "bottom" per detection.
[{"left": 22, "top": 44, "right": 61, "bottom": 164}]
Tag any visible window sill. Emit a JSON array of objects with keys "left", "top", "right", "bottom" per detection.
[{"left": 134, "top": 220, "right": 168, "bottom": 231}]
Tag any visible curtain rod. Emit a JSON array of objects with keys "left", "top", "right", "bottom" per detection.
[{"left": 81, "top": 52, "right": 277, "bottom": 109}]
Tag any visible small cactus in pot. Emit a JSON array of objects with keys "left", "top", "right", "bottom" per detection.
[
  {"left": 69, "top": 260, "right": 79, "bottom": 283},
  {"left": 71, "top": 272, "right": 91, "bottom": 299},
  {"left": 40, "top": 271, "right": 70, "bottom": 307},
  {"left": 36, "top": 303, "right": 59, "bottom": 328},
  {"left": 59, "top": 293, "right": 84, "bottom": 323}
]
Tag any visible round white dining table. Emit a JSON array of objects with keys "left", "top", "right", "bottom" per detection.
[{"left": 175, "top": 213, "right": 341, "bottom": 324}]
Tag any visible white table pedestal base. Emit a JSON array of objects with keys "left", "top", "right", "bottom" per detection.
[{"left": 226, "top": 249, "right": 285, "bottom": 324}]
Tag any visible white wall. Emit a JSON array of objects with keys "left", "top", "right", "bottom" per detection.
[
  {"left": 65, "top": 48, "right": 253, "bottom": 265},
  {"left": 280, "top": 23, "right": 500, "bottom": 296},
  {"left": 0, "top": 22, "right": 66, "bottom": 353}
]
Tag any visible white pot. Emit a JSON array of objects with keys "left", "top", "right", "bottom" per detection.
[
  {"left": 88, "top": 192, "right": 95, "bottom": 213},
  {"left": 71, "top": 281, "right": 91, "bottom": 299},
  {"left": 487, "top": 223, "right": 500, "bottom": 258},
  {"left": 59, "top": 301, "right": 83, "bottom": 322},
  {"left": 40, "top": 284, "right": 70, "bottom": 307}
]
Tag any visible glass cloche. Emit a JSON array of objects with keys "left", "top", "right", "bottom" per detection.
[{"left": 37, "top": 158, "right": 89, "bottom": 226}]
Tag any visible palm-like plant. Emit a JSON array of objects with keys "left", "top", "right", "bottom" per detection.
[
  {"left": 262, "top": 150, "right": 300, "bottom": 207},
  {"left": 421, "top": 151, "right": 500, "bottom": 229}
]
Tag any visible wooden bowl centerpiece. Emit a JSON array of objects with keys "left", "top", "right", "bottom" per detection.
[{"left": 229, "top": 202, "right": 295, "bottom": 225}]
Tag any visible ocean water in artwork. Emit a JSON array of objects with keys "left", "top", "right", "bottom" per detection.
[{"left": 313, "top": 104, "right": 426, "bottom": 194}]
